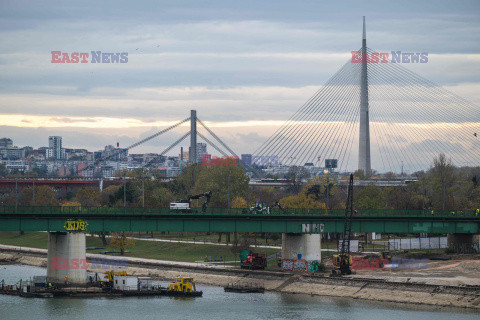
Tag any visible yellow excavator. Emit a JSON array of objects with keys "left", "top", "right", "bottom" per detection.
[
  {"left": 104, "top": 270, "right": 128, "bottom": 282},
  {"left": 168, "top": 275, "right": 197, "bottom": 292}
]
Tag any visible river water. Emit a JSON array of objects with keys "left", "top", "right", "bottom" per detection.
[{"left": 0, "top": 265, "right": 478, "bottom": 320}]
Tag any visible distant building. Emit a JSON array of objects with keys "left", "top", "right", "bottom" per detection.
[
  {"left": 201, "top": 153, "right": 212, "bottom": 165},
  {"left": 101, "top": 166, "right": 116, "bottom": 177},
  {"left": 58, "top": 166, "right": 71, "bottom": 177},
  {"left": 179, "top": 149, "right": 189, "bottom": 161},
  {"left": 241, "top": 154, "right": 252, "bottom": 167},
  {"left": 0, "top": 147, "right": 25, "bottom": 160},
  {"left": 3, "top": 160, "right": 29, "bottom": 172},
  {"left": 188, "top": 143, "right": 207, "bottom": 163},
  {"left": 252, "top": 155, "right": 279, "bottom": 167},
  {"left": 196, "top": 143, "right": 207, "bottom": 163},
  {"left": 48, "top": 136, "right": 63, "bottom": 159},
  {"left": 0, "top": 138, "right": 13, "bottom": 149},
  {"left": 167, "top": 167, "right": 182, "bottom": 177},
  {"left": 102, "top": 145, "right": 128, "bottom": 161}
]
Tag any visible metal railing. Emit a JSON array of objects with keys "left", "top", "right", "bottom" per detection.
[{"left": 0, "top": 206, "right": 478, "bottom": 218}]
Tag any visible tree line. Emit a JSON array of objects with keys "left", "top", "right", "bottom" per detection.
[{"left": 0, "top": 154, "right": 478, "bottom": 211}]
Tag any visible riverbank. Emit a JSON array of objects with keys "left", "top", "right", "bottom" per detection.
[
  {"left": 0, "top": 231, "right": 280, "bottom": 263},
  {"left": 1, "top": 245, "right": 479, "bottom": 310}
]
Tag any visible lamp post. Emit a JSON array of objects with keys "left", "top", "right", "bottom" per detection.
[
  {"left": 32, "top": 178, "right": 35, "bottom": 205},
  {"left": 123, "top": 174, "right": 126, "bottom": 208},
  {"left": 324, "top": 170, "right": 330, "bottom": 209},
  {"left": 142, "top": 168, "right": 145, "bottom": 208},
  {"left": 227, "top": 175, "right": 230, "bottom": 209},
  {"left": 15, "top": 178, "right": 18, "bottom": 212}
]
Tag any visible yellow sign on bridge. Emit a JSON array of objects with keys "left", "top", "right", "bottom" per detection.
[{"left": 64, "top": 219, "right": 88, "bottom": 231}]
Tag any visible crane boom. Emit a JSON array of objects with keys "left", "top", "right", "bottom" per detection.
[
  {"left": 170, "top": 191, "right": 212, "bottom": 212},
  {"left": 332, "top": 174, "right": 354, "bottom": 276}
]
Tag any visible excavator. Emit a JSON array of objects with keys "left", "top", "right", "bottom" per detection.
[
  {"left": 170, "top": 191, "right": 212, "bottom": 213},
  {"left": 103, "top": 270, "right": 129, "bottom": 287},
  {"left": 331, "top": 174, "right": 354, "bottom": 276},
  {"left": 248, "top": 201, "right": 284, "bottom": 214}
]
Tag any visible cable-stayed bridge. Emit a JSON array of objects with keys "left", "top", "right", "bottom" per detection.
[
  {"left": 81, "top": 17, "right": 479, "bottom": 176},
  {"left": 2, "top": 17, "right": 479, "bottom": 285},
  {"left": 254, "top": 18, "right": 479, "bottom": 173}
]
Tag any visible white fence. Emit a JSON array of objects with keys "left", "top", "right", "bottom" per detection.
[
  {"left": 337, "top": 240, "right": 360, "bottom": 252},
  {"left": 388, "top": 237, "right": 447, "bottom": 250}
]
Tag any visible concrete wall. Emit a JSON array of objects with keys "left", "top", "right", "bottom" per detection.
[
  {"left": 47, "top": 232, "right": 86, "bottom": 284},
  {"left": 282, "top": 233, "right": 321, "bottom": 261}
]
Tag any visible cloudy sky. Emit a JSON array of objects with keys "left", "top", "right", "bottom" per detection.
[{"left": 0, "top": 0, "right": 479, "bottom": 170}]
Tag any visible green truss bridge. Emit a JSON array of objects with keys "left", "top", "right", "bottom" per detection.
[{"left": 0, "top": 206, "right": 478, "bottom": 234}]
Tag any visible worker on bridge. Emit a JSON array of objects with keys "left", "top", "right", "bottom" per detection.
[{"left": 476, "top": 209, "right": 479, "bottom": 216}]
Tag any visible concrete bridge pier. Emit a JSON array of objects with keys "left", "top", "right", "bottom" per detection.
[
  {"left": 281, "top": 233, "right": 322, "bottom": 261},
  {"left": 446, "top": 233, "right": 479, "bottom": 253},
  {"left": 47, "top": 232, "right": 86, "bottom": 284}
]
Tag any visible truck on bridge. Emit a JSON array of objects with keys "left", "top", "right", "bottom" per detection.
[{"left": 170, "top": 191, "right": 212, "bottom": 213}]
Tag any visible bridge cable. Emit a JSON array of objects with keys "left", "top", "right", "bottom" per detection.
[
  {"left": 144, "top": 132, "right": 191, "bottom": 168},
  {"left": 196, "top": 118, "right": 238, "bottom": 158},
  {"left": 197, "top": 131, "right": 228, "bottom": 157}
]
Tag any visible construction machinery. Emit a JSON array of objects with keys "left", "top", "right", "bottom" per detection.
[
  {"left": 103, "top": 270, "right": 128, "bottom": 283},
  {"left": 240, "top": 252, "right": 267, "bottom": 270},
  {"left": 248, "top": 201, "right": 284, "bottom": 214},
  {"left": 332, "top": 174, "right": 355, "bottom": 276},
  {"left": 168, "top": 275, "right": 198, "bottom": 293},
  {"left": 170, "top": 191, "right": 212, "bottom": 212}
]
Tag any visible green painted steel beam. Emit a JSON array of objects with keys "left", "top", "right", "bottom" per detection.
[{"left": 0, "top": 213, "right": 478, "bottom": 234}]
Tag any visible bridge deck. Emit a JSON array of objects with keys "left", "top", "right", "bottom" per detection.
[{"left": 0, "top": 207, "right": 478, "bottom": 234}]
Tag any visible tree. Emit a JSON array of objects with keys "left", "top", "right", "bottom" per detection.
[
  {"left": 384, "top": 172, "right": 396, "bottom": 181},
  {"left": 354, "top": 186, "right": 385, "bottom": 209},
  {"left": 62, "top": 201, "right": 81, "bottom": 207},
  {"left": 286, "top": 166, "right": 310, "bottom": 193},
  {"left": 109, "top": 182, "right": 138, "bottom": 206},
  {"left": 300, "top": 176, "right": 343, "bottom": 209},
  {"left": 100, "top": 185, "right": 121, "bottom": 206},
  {"left": 384, "top": 187, "right": 421, "bottom": 210},
  {"left": 249, "top": 187, "right": 281, "bottom": 207},
  {"left": 143, "top": 183, "right": 174, "bottom": 207},
  {"left": 171, "top": 164, "right": 201, "bottom": 197},
  {"left": 0, "top": 164, "right": 8, "bottom": 177},
  {"left": 24, "top": 170, "right": 39, "bottom": 178},
  {"left": 109, "top": 232, "right": 135, "bottom": 255},
  {"left": 75, "top": 187, "right": 101, "bottom": 206},
  {"left": 191, "top": 166, "right": 249, "bottom": 208},
  {"left": 354, "top": 169, "right": 366, "bottom": 180},
  {"left": 280, "top": 193, "right": 326, "bottom": 209},
  {"left": 426, "top": 153, "right": 457, "bottom": 210},
  {"left": 231, "top": 196, "right": 247, "bottom": 208},
  {"left": 17, "top": 186, "right": 59, "bottom": 206}
]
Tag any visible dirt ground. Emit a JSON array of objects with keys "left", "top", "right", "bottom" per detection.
[{"left": 343, "top": 253, "right": 480, "bottom": 286}]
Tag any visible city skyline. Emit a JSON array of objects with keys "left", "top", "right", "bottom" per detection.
[{"left": 0, "top": 0, "right": 479, "bottom": 171}]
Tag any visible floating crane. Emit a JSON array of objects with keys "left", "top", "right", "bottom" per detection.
[{"left": 332, "top": 174, "right": 354, "bottom": 276}]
